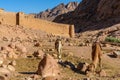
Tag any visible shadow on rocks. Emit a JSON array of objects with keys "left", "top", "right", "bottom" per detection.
[
  {"left": 58, "top": 61, "right": 85, "bottom": 75},
  {"left": 107, "top": 54, "right": 116, "bottom": 58},
  {"left": 19, "top": 72, "right": 37, "bottom": 74}
]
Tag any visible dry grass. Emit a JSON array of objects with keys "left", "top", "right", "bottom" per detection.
[{"left": 9, "top": 44, "right": 120, "bottom": 80}]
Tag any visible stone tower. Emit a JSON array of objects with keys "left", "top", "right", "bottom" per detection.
[
  {"left": 16, "top": 12, "right": 24, "bottom": 25},
  {"left": 69, "top": 25, "right": 75, "bottom": 37}
]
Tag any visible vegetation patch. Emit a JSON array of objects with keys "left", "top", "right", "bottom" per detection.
[{"left": 105, "top": 37, "right": 120, "bottom": 43}]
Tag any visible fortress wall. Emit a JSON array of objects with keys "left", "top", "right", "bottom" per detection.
[
  {"left": 0, "top": 11, "right": 16, "bottom": 25},
  {"left": 0, "top": 10, "right": 75, "bottom": 37},
  {"left": 18, "top": 12, "right": 73, "bottom": 37}
]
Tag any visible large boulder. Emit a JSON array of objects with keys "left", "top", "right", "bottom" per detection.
[{"left": 37, "top": 54, "right": 60, "bottom": 78}]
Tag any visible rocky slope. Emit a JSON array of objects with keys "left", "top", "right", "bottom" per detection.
[
  {"left": 35, "top": 2, "right": 79, "bottom": 21},
  {"left": 0, "top": 24, "right": 120, "bottom": 80},
  {"left": 54, "top": 0, "right": 120, "bottom": 33}
]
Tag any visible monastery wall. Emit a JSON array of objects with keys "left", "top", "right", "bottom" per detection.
[
  {"left": 0, "top": 9, "right": 74, "bottom": 37},
  {"left": 18, "top": 12, "right": 74, "bottom": 37},
  {"left": 0, "top": 9, "right": 16, "bottom": 25}
]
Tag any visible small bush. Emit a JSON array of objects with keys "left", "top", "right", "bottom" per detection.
[{"left": 105, "top": 37, "right": 120, "bottom": 43}]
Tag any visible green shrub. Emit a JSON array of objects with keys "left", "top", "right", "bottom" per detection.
[{"left": 105, "top": 37, "right": 120, "bottom": 43}]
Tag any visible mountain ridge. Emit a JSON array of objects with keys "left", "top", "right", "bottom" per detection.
[
  {"left": 35, "top": 2, "right": 79, "bottom": 21},
  {"left": 54, "top": 0, "right": 120, "bottom": 33}
]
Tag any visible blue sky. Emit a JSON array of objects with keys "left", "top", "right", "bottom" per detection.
[{"left": 0, "top": 0, "right": 81, "bottom": 14}]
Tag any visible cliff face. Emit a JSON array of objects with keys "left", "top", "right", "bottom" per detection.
[
  {"left": 35, "top": 2, "right": 79, "bottom": 21},
  {"left": 97, "top": 0, "right": 120, "bottom": 20},
  {"left": 74, "top": 0, "right": 100, "bottom": 17},
  {"left": 54, "top": 0, "right": 120, "bottom": 32}
]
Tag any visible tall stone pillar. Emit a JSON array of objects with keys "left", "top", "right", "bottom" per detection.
[
  {"left": 16, "top": 12, "right": 24, "bottom": 25},
  {"left": 69, "top": 25, "right": 75, "bottom": 38}
]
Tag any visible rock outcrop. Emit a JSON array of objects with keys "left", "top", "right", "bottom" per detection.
[
  {"left": 37, "top": 54, "right": 60, "bottom": 78},
  {"left": 35, "top": 2, "right": 79, "bottom": 21},
  {"left": 54, "top": 0, "right": 120, "bottom": 33}
]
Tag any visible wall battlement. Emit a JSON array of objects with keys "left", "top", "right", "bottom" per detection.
[{"left": 0, "top": 10, "right": 74, "bottom": 37}]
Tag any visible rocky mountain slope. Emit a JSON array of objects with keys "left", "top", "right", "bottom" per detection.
[
  {"left": 35, "top": 2, "right": 79, "bottom": 21},
  {"left": 54, "top": 0, "right": 120, "bottom": 33}
]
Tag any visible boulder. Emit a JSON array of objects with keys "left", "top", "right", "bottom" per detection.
[
  {"left": 0, "top": 58, "right": 4, "bottom": 65},
  {"left": 33, "top": 50, "right": 45, "bottom": 58},
  {"left": 1, "top": 64, "right": 7, "bottom": 68},
  {"left": 64, "top": 52, "right": 74, "bottom": 57},
  {"left": 104, "top": 44, "right": 111, "bottom": 47},
  {"left": 0, "top": 54, "right": 7, "bottom": 60},
  {"left": 1, "top": 46, "right": 13, "bottom": 52},
  {"left": 25, "top": 77, "right": 33, "bottom": 80},
  {"left": 86, "top": 71, "right": 94, "bottom": 77},
  {"left": 19, "top": 53, "right": 27, "bottom": 58},
  {"left": 15, "top": 44, "right": 27, "bottom": 54},
  {"left": 12, "top": 53, "right": 18, "bottom": 59},
  {"left": 99, "top": 69, "right": 107, "bottom": 77},
  {"left": 77, "top": 62, "right": 89, "bottom": 72},
  {"left": 37, "top": 54, "right": 60, "bottom": 78},
  {"left": 9, "top": 60, "right": 16, "bottom": 66},
  {"left": 0, "top": 75, "right": 6, "bottom": 80},
  {"left": 52, "top": 54, "right": 57, "bottom": 58},
  {"left": 49, "top": 49, "right": 54, "bottom": 52},
  {"left": 113, "top": 51, "right": 120, "bottom": 58},
  {"left": 34, "top": 42, "right": 41, "bottom": 47},
  {"left": 68, "top": 43, "right": 73, "bottom": 46},
  {"left": 7, "top": 51, "right": 18, "bottom": 59},
  {"left": 0, "top": 68, "right": 10, "bottom": 75},
  {"left": 8, "top": 43, "right": 16, "bottom": 49},
  {"left": 83, "top": 78, "right": 91, "bottom": 80},
  {"left": 42, "top": 76, "right": 56, "bottom": 80},
  {"left": 7, "top": 65, "right": 15, "bottom": 72},
  {"left": 2, "top": 37, "right": 8, "bottom": 42},
  {"left": 68, "top": 52, "right": 74, "bottom": 56},
  {"left": 30, "top": 74, "right": 39, "bottom": 80},
  {"left": 79, "top": 42, "right": 86, "bottom": 46},
  {"left": 42, "top": 49, "right": 46, "bottom": 52}
]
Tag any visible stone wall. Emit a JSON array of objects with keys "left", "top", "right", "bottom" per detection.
[
  {"left": 0, "top": 9, "right": 74, "bottom": 37},
  {"left": 0, "top": 9, "right": 16, "bottom": 25},
  {"left": 17, "top": 12, "right": 74, "bottom": 37}
]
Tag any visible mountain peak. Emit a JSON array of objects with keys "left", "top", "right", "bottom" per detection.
[{"left": 35, "top": 2, "right": 79, "bottom": 21}]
